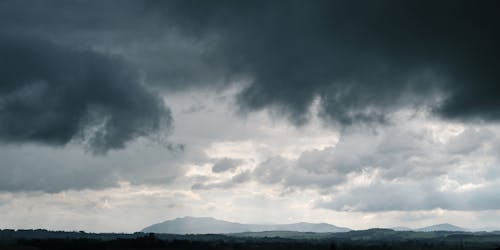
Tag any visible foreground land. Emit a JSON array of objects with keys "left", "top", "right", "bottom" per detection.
[{"left": 2, "top": 229, "right": 500, "bottom": 250}]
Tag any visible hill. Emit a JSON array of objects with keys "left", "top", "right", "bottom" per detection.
[
  {"left": 141, "top": 216, "right": 351, "bottom": 234},
  {"left": 416, "top": 223, "right": 467, "bottom": 232}
]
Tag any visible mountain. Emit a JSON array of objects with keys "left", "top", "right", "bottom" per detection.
[
  {"left": 141, "top": 217, "right": 351, "bottom": 234},
  {"left": 391, "top": 223, "right": 467, "bottom": 232},
  {"left": 141, "top": 217, "right": 248, "bottom": 234},
  {"left": 416, "top": 223, "right": 467, "bottom": 232}
]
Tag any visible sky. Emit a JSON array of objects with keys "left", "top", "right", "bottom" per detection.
[{"left": 1, "top": 0, "right": 500, "bottom": 232}]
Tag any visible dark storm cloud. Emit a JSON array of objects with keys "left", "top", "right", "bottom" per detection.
[
  {"left": 149, "top": 0, "right": 500, "bottom": 125},
  {"left": 0, "top": 34, "right": 171, "bottom": 153},
  {"left": 0, "top": 0, "right": 228, "bottom": 93},
  {"left": 2, "top": 1, "right": 499, "bottom": 126}
]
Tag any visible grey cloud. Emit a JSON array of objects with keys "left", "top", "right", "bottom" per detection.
[
  {"left": 211, "top": 158, "right": 244, "bottom": 173},
  {"left": 246, "top": 124, "right": 500, "bottom": 212},
  {"left": 252, "top": 127, "right": 439, "bottom": 190},
  {"left": 0, "top": 141, "right": 193, "bottom": 193},
  {"left": 252, "top": 156, "right": 345, "bottom": 189},
  {"left": 317, "top": 181, "right": 500, "bottom": 212},
  {"left": 0, "top": 34, "right": 171, "bottom": 153},
  {"left": 284, "top": 170, "right": 345, "bottom": 190},
  {"left": 231, "top": 170, "right": 252, "bottom": 183},
  {"left": 191, "top": 170, "right": 251, "bottom": 190},
  {"left": 317, "top": 181, "right": 445, "bottom": 212},
  {"left": 292, "top": 125, "right": 468, "bottom": 182},
  {"left": 445, "top": 128, "right": 493, "bottom": 155},
  {"left": 252, "top": 157, "right": 290, "bottom": 185},
  {"left": 251, "top": 124, "right": 499, "bottom": 201}
]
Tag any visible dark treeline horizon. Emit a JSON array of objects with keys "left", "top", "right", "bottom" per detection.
[{"left": 2, "top": 228, "right": 500, "bottom": 250}]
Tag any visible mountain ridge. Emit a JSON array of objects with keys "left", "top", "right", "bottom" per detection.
[
  {"left": 141, "top": 217, "right": 472, "bottom": 234},
  {"left": 142, "top": 216, "right": 351, "bottom": 234},
  {"left": 415, "top": 223, "right": 467, "bottom": 232}
]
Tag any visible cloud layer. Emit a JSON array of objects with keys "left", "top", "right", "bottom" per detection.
[
  {"left": 248, "top": 120, "right": 500, "bottom": 211},
  {"left": 2, "top": 1, "right": 499, "bottom": 128},
  {"left": 1, "top": 0, "right": 500, "bottom": 232}
]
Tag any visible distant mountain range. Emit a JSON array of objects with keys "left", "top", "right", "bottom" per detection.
[
  {"left": 142, "top": 217, "right": 471, "bottom": 235},
  {"left": 141, "top": 217, "right": 351, "bottom": 234},
  {"left": 415, "top": 223, "right": 467, "bottom": 232},
  {"left": 392, "top": 223, "right": 467, "bottom": 232}
]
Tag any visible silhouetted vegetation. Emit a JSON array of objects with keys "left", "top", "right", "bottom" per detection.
[{"left": 2, "top": 229, "right": 500, "bottom": 249}]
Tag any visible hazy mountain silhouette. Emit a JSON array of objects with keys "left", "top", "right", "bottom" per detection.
[
  {"left": 142, "top": 217, "right": 472, "bottom": 234},
  {"left": 141, "top": 217, "right": 351, "bottom": 234},
  {"left": 416, "top": 223, "right": 467, "bottom": 232},
  {"left": 391, "top": 224, "right": 467, "bottom": 232}
]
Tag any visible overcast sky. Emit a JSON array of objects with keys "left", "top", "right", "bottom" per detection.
[{"left": 1, "top": 0, "right": 500, "bottom": 232}]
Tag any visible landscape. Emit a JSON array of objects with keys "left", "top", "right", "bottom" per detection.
[
  {"left": 2, "top": 0, "right": 500, "bottom": 249},
  {"left": 2, "top": 217, "right": 500, "bottom": 249}
]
